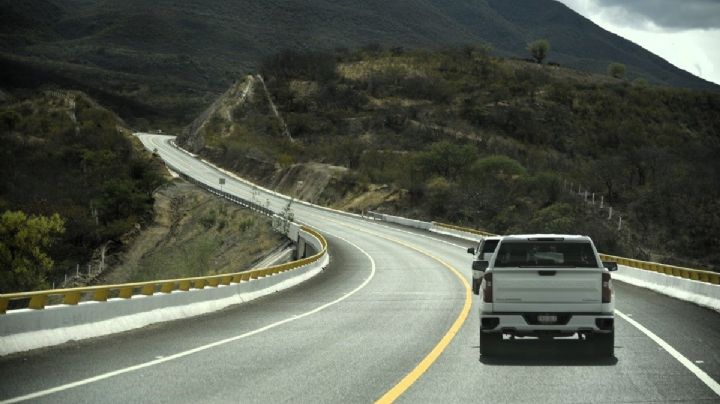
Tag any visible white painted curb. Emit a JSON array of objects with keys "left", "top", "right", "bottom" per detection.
[{"left": 0, "top": 254, "right": 329, "bottom": 356}]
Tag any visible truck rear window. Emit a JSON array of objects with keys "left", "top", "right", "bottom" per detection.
[{"left": 494, "top": 241, "right": 598, "bottom": 268}]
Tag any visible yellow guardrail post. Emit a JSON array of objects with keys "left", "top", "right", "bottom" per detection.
[
  {"left": 118, "top": 286, "right": 133, "bottom": 299},
  {"left": 63, "top": 292, "right": 82, "bottom": 305},
  {"left": 141, "top": 284, "right": 155, "bottom": 296},
  {"left": 0, "top": 297, "right": 9, "bottom": 314},
  {"left": 0, "top": 297, "right": 10, "bottom": 314},
  {"left": 178, "top": 280, "right": 191, "bottom": 291},
  {"left": 160, "top": 282, "right": 175, "bottom": 293},
  {"left": 28, "top": 294, "right": 48, "bottom": 310},
  {"left": 93, "top": 289, "right": 110, "bottom": 302}
]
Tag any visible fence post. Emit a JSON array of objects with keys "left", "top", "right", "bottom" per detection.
[
  {"left": 608, "top": 207, "right": 613, "bottom": 220},
  {"left": 618, "top": 216, "right": 623, "bottom": 231},
  {"left": 600, "top": 195, "right": 604, "bottom": 209}
]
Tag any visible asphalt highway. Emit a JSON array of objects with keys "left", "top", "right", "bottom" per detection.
[{"left": 0, "top": 134, "right": 718, "bottom": 403}]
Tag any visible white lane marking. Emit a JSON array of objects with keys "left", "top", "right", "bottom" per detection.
[
  {"left": 616, "top": 310, "right": 720, "bottom": 396},
  {"left": 1, "top": 233, "right": 376, "bottom": 404}
]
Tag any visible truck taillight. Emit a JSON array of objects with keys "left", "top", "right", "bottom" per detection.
[
  {"left": 602, "top": 272, "right": 612, "bottom": 303},
  {"left": 483, "top": 272, "right": 493, "bottom": 303}
]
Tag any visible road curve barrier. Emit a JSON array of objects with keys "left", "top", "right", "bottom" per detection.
[
  {"left": 0, "top": 135, "right": 332, "bottom": 355},
  {"left": 366, "top": 211, "right": 432, "bottom": 230},
  {"left": 430, "top": 222, "right": 496, "bottom": 239},
  {"left": 0, "top": 226, "right": 328, "bottom": 355},
  {"left": 599, "top": 253, "right": 720, "bottom": 284}
]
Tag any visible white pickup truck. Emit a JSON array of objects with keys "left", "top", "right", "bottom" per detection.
[
  {"left": 467, "top": 236, "right": 502, "bottom": 294},
  {"left": 473, "top": 234, "right": 618, "bottom": 357}
]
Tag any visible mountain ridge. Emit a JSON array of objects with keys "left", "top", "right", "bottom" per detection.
[{"left": 1, "top": 0, "right": 716, "bottom": 126}]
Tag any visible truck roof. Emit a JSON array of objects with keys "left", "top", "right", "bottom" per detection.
[{"left": 501, "top": 234, "right": 592, "bottom": 242}]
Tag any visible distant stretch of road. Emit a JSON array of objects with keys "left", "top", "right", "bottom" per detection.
[{"left": 0, "top": 134, "right": 718, "bottom": 403}]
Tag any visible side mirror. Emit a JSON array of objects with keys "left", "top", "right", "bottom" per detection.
[
  {"left": 472, "top": 260, "right": 489, "bottom": 272},
  {"left": 467, "top": 247, "right": 475, "bottom": 255},
  {"left": 602, "top": 261, "right": 618, "bottom": 272}
]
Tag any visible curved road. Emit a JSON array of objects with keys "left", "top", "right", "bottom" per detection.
[{"left": 0, "top": 134, "right": 718, "bottom": 403}]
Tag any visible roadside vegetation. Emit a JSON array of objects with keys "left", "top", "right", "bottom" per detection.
[
  {"left": 0, "top": 90, "right": 166, "bottom": 292},
  {"left": 184, "top": 46, "right": 720, "bottom": 269},
  {"left": 95, "top": 182, "right": 286, "bottom": 285}
]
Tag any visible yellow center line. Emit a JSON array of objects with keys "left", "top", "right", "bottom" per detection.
[{"left": 317, "top": 216, "right": 472, "bottom": 403}]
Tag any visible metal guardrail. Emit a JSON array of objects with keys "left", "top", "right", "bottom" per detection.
[
  {"left": 0, "top": 226, "right": 327, "bottom": 314},
  {"left": 431, "top": 223, "right": 719, "bottom": 285},
  {"left": 432, "top": 222, "right": 496, "bottom": 237},
  {"left": 599, "top": 253, "right": 720, "bottom": 285}
]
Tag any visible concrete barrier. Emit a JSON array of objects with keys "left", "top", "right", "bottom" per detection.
[
  {"left": 367, "top": 211, "right": 432, "bottom": 230},
  {"left": 614, "top": 265, "right": 720, "bottom": 312},
  {"left": 0, "top": 229, "right": 328, "bottom": 356},
  {"left": 429, "top": 223, "right": 483, "bottom": 241}
]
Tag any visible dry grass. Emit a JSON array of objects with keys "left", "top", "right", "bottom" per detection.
[{"left": 97, "top": 181, "right": 285, "bottom": 284}]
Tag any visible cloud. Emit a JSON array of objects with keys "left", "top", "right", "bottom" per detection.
[
  {"left": 594, "top": 0, "right": 720, "bottom": 31},
  {"left": 555, "top": 0, "right": 720, "bottom": 85}
]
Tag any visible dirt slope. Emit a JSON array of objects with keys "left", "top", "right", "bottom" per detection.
[{"left": 95, "top": 181, "right": 288, "bottom": 284}]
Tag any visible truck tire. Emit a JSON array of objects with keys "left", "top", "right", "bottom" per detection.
[
  {"left": 472, "top": 279, "right": 480, "bottom": 295},
  {"left": 593, "top": 329, "right": 614, "bottom": 357},
  {"left": 480, "top": 331, "right": 502, "bottom": 357}
]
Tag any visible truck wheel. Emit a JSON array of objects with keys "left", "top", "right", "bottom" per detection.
[
  {"left": 593, "top": 329, "right": 614, "bottom": 357},
  {"left": 472, "top": 279, "right": 480, "bottom": 295},
  {"left": 480, "top": 331, "right": 502, "bottom": 357}
]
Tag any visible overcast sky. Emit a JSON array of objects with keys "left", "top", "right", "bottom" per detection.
[{"left": 555, "top": 0, "right": 720, "bottom": 85}]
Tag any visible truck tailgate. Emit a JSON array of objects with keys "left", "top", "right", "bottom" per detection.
[{"left": 492, "top": 268, "right": 602, "bottom": 313}]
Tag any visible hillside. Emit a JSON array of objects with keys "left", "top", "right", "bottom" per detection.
[
  {"left": 179, "top": 48, "right": 720, "bottom": 270},
  {"left": 0, "top": 89, "right": 166, "bottom": 291},
  {"left": 94, "top": 182, "right": 287, "bottom": 286},
  {"left": 1, "top": 0, "right": 715, "bottom": 128}
]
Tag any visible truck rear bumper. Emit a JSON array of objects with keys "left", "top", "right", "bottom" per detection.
[{"left": 480, "top": 313, "right": 614, "bottom": 334}]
